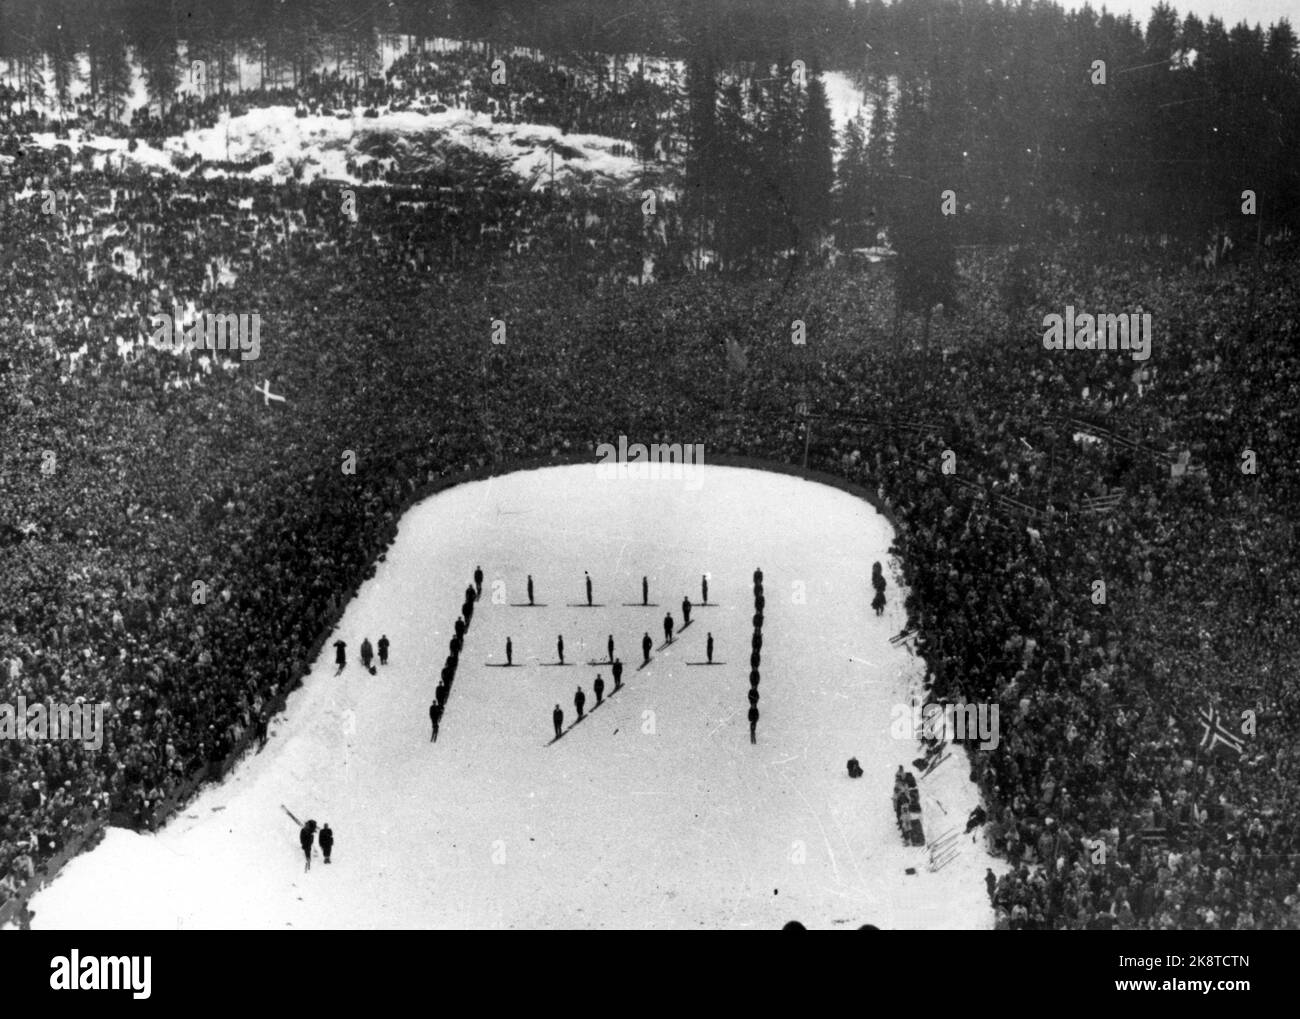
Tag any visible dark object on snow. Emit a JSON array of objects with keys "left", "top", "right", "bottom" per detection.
[{"left": 847, "top": 758, "right": 864, "bottom": 779}]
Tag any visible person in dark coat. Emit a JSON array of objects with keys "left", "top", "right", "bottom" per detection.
[
  {"left": 747, "top": 687, "right": 759, "bottom": 706},
  {"left": 748, "top": 705, "right": 759, "bottom": 744},
  {"left": 681, "top": 597, "right": 691, "bottom": 626},
  {"left": 300, "top": 820, "right": 316, "bottom": 870},
  {"left": 707, "top": 632, "right": 714, "bottom": 664},
  {"left": 319, "top": 824, "right": 334, "bottom": 864},
  {"left": 552, "top": 704, "right": 563, "bottom": 739},
  {"left": 527, "top": 575, "right": 535, "bottom": 606},
  {"left": 753, "top": 568, "right": 763, "bottom": 585},
  {"left": 607, "top": 634, "right": 614, "bottom": 663},
  {"left": 465, "top": 584, "right": 475, "bottom": 607},
  {"left": 463, "top": 599, "right": 474, "bottom": 625},
  {"left": 360, "top": 638, "right": 373, "bottom": 669},
  {"left": 429, "top": 701, "right": 441, "bottom": 741},
  {"left": 702, "top": 575, "right": 709, "bottom": 604},
  {"left": 642, "top": 576, "right": 648, "bottom": 605},
  {"left": 333, "top": 640, "right": 346, "bottom": 671},
  {"left": 663, "top": 613, "right": 673, "bottom": 643},
  {"left": 377, "top": 635, "right": 389, "bottom": 665},
  {"left": 585, "top": 571, "right": 593, "bottom": 606},
  {"left": 454, "top": 617, "right": 465, "bottom": 639},
  {"left": 641, "top": 632, "right": 652, "bottom": 665},
  {"left": 872, "top": 589, "right": 886, "bottom": 616},
  {"left": 574, "top": 686, "right": 586, "bottom": 719},
  {"left": 613, "top": 658, "right": 623, "bottom": 689},
  {"left": 594, "top": 674, "right": 605, "bottom": 704},
  {"left": 506, "top": 637, "right": 513, "bottom": 666},
  {"left": 435, "top": 683, "right": 447, "bottom": 707},
  {"left": 557, "top": 634, "right": 565, "bottom": 665},
  {"left": 474, "top": 565, "right": 484, "bottom": 598}
]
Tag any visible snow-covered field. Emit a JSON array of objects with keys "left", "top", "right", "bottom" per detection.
[
  {"left": 27, "top": 463, "right": 997, "bottom": 930},
  {"left": 23, "top": 106, "right": 642, "bottom": 190}
]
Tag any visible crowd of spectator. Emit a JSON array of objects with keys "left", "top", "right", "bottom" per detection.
[{"left": 3, "top": 52, "right": 1299, "bottom": 929}]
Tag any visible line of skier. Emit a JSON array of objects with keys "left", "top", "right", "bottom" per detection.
[
  {"left": 552, "top": 661, "right": 625, "bottom": 739},
  {"left": 521, "top": 572, "right": 711, "bottom": 609},
  {"left": 748, "top": 568, "right": 763, "bottom": 744},
  {"left": 429, "top": 567, "right": 484, "bottom": 743}
]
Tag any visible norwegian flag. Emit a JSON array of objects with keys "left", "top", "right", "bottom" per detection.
[{"left": 1196, "top": 704, "right": 1244, "bottom": 758}]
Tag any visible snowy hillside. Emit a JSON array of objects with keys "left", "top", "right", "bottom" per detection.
[{"left": 27, "top": 464, "right": 998, "bottom": 930}]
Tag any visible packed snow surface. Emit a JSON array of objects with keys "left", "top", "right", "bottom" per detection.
[{"left": 29, "top": 463, "right": 998, "bottom": 929}]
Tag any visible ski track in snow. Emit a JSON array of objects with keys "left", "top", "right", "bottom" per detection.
[{"left": 28, "top": 464, "right": 1000, "bottom": 930}]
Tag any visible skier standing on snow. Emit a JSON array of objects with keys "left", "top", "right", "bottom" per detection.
[
  {"left": 642, "top": 576, "right": 648, "bottom": 606},
  {"left": 378, "top": 635, "right": 389, "bottom": 666},
  {"left": 527, "top": 575, "right": 535, "bottom": 606},
  {"left": 594, "top": 674, "right": 605, "bottom": 705},
  {"left": 707, "top": 632, "right": 714, "bottom": 664},
  {"left": 681, "top": 597, "right": 691, "bottom": 626},
  {"left": 506, "top": 636, "right": 513, "bottom": 666},
  {"left": 574, "top": 686, "right": 586, "bottom": 719},
  {"left": 360, "top": 638, "right": 374, "bottom": 670},
  {"left": 702, "top": 575, "right": 709, "bottom": 604},
  {"left": 333, "top": 640, "right": 346, "bottom": 672},
  {"left": 613, "top": 658, "right": 623, "bottom": 690},
  {"left": 607, "top": 634, "right": 614, "bottom": 663},
  {"left": 300, "top": 820, "right": 317, "bottom": 870},
  {"left": 319, "top": 824, "right": 334, "bottom": 864},
  {"left": 553, "top": 704, "right": 563, "bottom": 740},
  {"left": 474, "top": 565, "right": 484, "bottom": 599},
  {"left": 557, "top": 634, "right": 565, "bottom": 665},
  {"left": 663, "top": 613, "right": 674, "bottom": 644},
  {"left": 748, "top": 705, "right": 759, "bottom": 744},
  {"left": 754, "top": 568, "right": 763, "bottom": 586},
  {"left": 585, "top": 570, "right": 593, "bottom": 606},
  {"left": 641, "top": 632, "right": 652, "bottom": 665},
  {"left": 429, "top": 700, "right": 441, "bottom": 741}
]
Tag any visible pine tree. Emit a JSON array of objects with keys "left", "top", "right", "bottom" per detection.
[{"left": 796, "top": 73, "right": 835, "bottom": 257}]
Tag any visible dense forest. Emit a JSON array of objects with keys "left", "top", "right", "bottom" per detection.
[{"left": 1, "top": 0, "right": 1296, "bottom": 263}]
